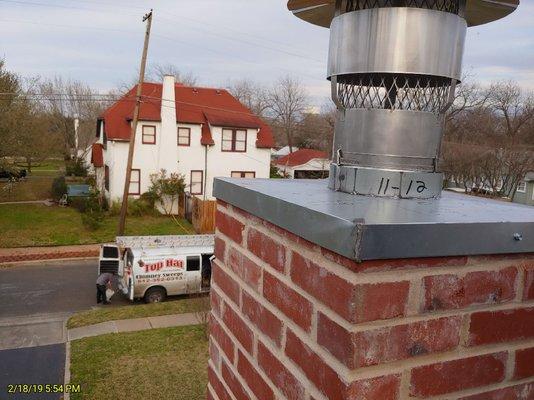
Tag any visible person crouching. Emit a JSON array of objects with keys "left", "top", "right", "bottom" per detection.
[{"left": 96, "top": 272, "right": 114, "bottom": 305}]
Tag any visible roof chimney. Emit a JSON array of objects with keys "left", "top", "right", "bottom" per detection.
[
  {"left": 159, "top": 75, "right": 176, "bottom": 169},
  {"left": 287, "top": 0, "right": 519, "bottom": 200}
]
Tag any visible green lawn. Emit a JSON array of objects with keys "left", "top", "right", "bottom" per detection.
[
  {"left": 70, "top": 325, "right": 208, "bottom": 400},
  {"left": 67, "top": 296, "right": 210, "bottom": 329},
  {"left": 0, "top": 175, "right": 58, "bottom": 202},
  {"left": 28, "top": 159, "right": 65, "bottom": 172},
  {"left": 0, "top": 204, "right": 194, "bottom": 248}
]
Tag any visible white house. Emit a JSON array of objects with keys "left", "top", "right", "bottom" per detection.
[
  {"left": 91, "top": 76, "right": 274, "bottom": 202},
  {"left": 273, "top": 149, "right": 331, "bottom": 179}
]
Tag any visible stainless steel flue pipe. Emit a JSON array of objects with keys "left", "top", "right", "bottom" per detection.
[{"left": 288, "top": 0, "right": 519, "bottom": 199}]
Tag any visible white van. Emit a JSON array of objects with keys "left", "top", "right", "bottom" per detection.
[{"left": 98, "top": 235, "right": 214, "bottom": 303}]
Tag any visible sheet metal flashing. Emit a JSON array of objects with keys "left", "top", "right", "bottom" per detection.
[{"left": 213, "top": 178, "right": 534, "bottom": 261}]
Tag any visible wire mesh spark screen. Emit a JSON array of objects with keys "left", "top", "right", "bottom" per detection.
[
  {"left": 344, "top": 0, "right": 461, "bottom": 14},
  {"left": 336, "top": 74, "right": 452, "bottom": 114}
]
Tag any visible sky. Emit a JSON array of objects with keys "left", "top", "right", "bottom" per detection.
[{"left": 1, "top": 0, "right": 533, "bottom": 107}]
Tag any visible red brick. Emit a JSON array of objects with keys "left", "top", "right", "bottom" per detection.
[
  {"left": 348, "top": 255, "right": 469, "bottom": 273},
  {"left": 524, "top": 267, "right": 534, "bottom": 301},
  {"left": 237, "top": 350, "right": 274, "bottom": 400},
  {"left": 222, "top": 303, "right": 254, "bottom": 354},
  {"left": 209, "top": 338, "right": 221, "bottom": 370},
  {"left": 228, "top": 247, "right": 261, "bottom": 292},
  {"left": 242, "top": 291, "right": 283, "bottom": 347},
  {"left": 210, "top": 316, "right": 234, "bottom": 361},
  {"left": 207, "top": 387, "right": 216, "bottom": 400},
  {"left": 468, "top": 307, "right": 534, "bottom": 346},
  {"left": 263, "top": 271, "right": 312, "bottom": 332},
  {"left": 216, "top": 210, "right": 244, "bottom": 244},
  {"left": 257, "top": 341, "right": 305, "bottom": 400},
  {"left": 514, "top": 347, "right": 534, "bottom": 380},
  {"left": 214, "top": 236, "right": 226, "bottom": 262},
  {"left": 317, "top": 313, "right": 461, "bottom": 368},
  {"left": 262, "top": 219, "right": 320, "bottom": 253},
  {"left": 291, "top": 252, "right": 409, "bottom": 323},
  {"left": 424, "top": 267, "right": 517, "bottom": 311},
  {"left": 410, "top": 352, "right": 507, "bottom": 397},
  {"left": 208, "top": 364, "right": 233, "bottom": 400},
  {"left": 285, "top": 329, "right": 346, "bottom": 399},
  {"left": 285, "top": 330, "right": 400, "bottom": 399},
  {"left": 247, "top": 228, "right": 286, "bottom": 272},
  {"left": 345, "top": 375, "right": 401, "bottom": 400},
  {"left": 221, "top": 360, "right": 250, "bottom": 400},
  {"left": 459, "top": 382, "right": 534, "bottom": 400},
  {"left": 212, "top": 260, "right": 240, "bottom": 306},
  {"left": 211, "top": 289, "right": 222, "bottom": 317}
]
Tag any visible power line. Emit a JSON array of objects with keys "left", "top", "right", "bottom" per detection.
[{"left": 0, "top": 0, "right": 325, "bottom": 65}]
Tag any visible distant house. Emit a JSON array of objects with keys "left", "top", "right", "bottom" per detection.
[
  {"left": 91, "top": 76, "right": 274, "bottom": 202},
  {"left": 512, "top": 172, "right": 534, "bottom": 206},
  {"left": 273, "top": 149, "right": 330, "bottom": 179}
]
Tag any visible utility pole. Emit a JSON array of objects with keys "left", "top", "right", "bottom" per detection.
[{"left": 118, "top": 9, "right": 153, "bottom": 236}]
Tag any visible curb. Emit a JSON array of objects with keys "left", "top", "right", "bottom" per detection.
[
  {"left": 64, "top": 341, "right": 71, "bottom": 400},
  {"left": 0, "top": 256, "right": 98, "bottom": 268},
  {"left": 0, "top": 250, "right": 99, "bottom": 265}
]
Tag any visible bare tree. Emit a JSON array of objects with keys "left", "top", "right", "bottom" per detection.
[
  {"left": 147, "top": 62, "right": 199, "bottom": 86},
  {"left": 487, "top": 81, "right": 534, "bottom": 139},
  {"left": 0, "top": 59, "right": 22, "bottom": 158},
  {"left": 266, "top": 76, "right": 308, "bottom": 153},
  {"left": 227, "top": 79, "right": 270, "bottom": 117},
  {"left": 37, "top": 77, "right": 106, "bottom": 160}
]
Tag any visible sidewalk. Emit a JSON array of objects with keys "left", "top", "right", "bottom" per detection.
[
  {"left": 67, "top": 312, "right": 199, "bottom": 341},
  {"left": 0, "top": 244, "right": 100, "bottom": 264}
]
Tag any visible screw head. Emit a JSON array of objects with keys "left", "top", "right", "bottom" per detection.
[{"left": 514, "top": 233, "right": 523, "bottom": 242}]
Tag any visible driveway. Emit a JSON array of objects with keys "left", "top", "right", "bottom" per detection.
[{"left": 0, "top": 344, "right": 65, "bottom": 400}]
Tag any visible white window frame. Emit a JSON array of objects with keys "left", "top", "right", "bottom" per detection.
[
  {"left": 517, "top": 181, "right": 527, "bottom": 193},
  {"left": 129, "top": 169, "right": 141, "bottom": 195},
  {"left": 190, "top": 170, "right": 203, "bottom": 195},
  {"left": 178, "top": 127, "right": 191, "bottom": 146}
]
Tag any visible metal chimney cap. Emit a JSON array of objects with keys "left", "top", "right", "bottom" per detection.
[{"left": 287, "top": 0, "right": 519, "bottom": 28}]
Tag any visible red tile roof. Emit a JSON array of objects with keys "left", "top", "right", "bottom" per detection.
[
  {"left": 100, "top": 82, "right": 274, "bottom": 148},
  {"left": 91, "top": 143, "right": 104, "bottom": 167},
  {"left": 274, "top": 149, "right": 329, "bottom": 167}
]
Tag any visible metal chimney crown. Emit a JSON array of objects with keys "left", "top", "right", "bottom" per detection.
[{"left": 288, "top": 0, "right": 519, "bottom": 199}]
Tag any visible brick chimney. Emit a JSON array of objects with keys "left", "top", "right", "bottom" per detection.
[
  {"left": 208, "top": 179, "right": 534, "bottom": 400},
  {"left": 207, "top": 1, "right": 531, "bottom": 399}
]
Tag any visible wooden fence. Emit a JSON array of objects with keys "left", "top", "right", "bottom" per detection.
[{"left": 191, "top": 196, "right": 216, "bottom": 234}]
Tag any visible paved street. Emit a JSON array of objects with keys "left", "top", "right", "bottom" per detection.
[
  {"left": 0, "top": 259, "right": 128, "bottom": 319},
  {"left": 0, "top": 259, "right": 130, "bottom": 399}
]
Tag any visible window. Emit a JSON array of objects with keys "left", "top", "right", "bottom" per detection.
[
  {"left": 231, "top": 171, "right": 256, "bottom": 178},
  {"left": 142, "top": 125, "right": 156, "bottom": 144},
  {"left": 178, "top": 127, "right": 191, "bottom": 146},
  {"left": 104, "top": 165, "right": 110, "bottom": 191},
  {"left": 129, "top": 169, "right": 141, "bottom": 195},
  {"left": 190, "top": 170, "right": 203, "bottom": 195},
  {"left": 517, "top": 181, "right": 527, "bottom": 193},
  {"left": 186, "top": 256, "right": 200, "bottom": 271},
  {"left": 222, "top": 128, "right": 247, "bottom": 152}
]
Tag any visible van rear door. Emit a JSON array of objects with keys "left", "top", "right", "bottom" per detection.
[{"left": 185, "top": 255, "right": 201, "bottom": 294}]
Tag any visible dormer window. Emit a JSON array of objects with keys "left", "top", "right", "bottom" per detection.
[
  {"left": 142, "top": 125, "right": 156, "bottom": 145},
  {"left": 222, "top": 128, "right": 247, "bottom": 152}
]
